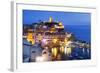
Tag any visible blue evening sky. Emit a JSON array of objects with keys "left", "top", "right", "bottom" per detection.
[{"left": 23, "top": 10, "right": 91, "bottom": 26}]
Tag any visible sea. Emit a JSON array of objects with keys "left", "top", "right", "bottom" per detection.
[
  {"left": 64, "top": 25, "right": 91, "bottom": 60},
  {"left": 64, "top": 25, "right": 91, "bottom": 43}
]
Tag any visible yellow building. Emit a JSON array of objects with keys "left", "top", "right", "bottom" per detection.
[{"left": 27, "top": 29, "right": 35, "bottom": 45}]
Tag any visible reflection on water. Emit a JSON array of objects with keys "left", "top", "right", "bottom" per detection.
[{"left": 23, "top": 39, "right": 91, "bottom": 62}]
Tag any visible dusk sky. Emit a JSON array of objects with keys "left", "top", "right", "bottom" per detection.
[{"left": 23, "top": 10, "right": 91, "bottom": 26}]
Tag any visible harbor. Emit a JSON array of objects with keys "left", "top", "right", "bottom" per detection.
[{"left": 23, "top": 17, "right": 91, "bottom": 62}]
